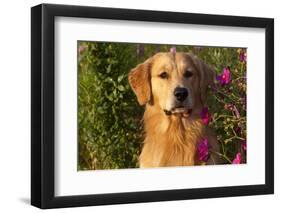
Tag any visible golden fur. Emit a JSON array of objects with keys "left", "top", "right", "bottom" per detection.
[{"left": 129, "top": 52, "right": 220, "bottom": 168}]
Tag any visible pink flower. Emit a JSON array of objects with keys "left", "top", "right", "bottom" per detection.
[
  {"left": 197, "top": 138, "right": 210, "bottom": 162},
  {"left": 239, "top": 51, "right": 247, "bottom": 62},
  {"left": 200, "top": 107, "right": 211, "bottom": 125},
  {"left": 170, "top": 46, "right": 176, "bottom": 54},
  {"left": 216, "top": 67, "right": 231, "bottom": 86},
  {"left": 232, "top": 153, "right": 242, "bottom": 164}
]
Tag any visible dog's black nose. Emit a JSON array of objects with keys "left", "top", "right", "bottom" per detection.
[{"left": 174, "top": 87, "right": 188, "bottom": 102}]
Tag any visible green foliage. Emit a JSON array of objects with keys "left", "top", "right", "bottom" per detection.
[
  {"left": 78, "top": 42, "right": 142, "bottom": 170},
  {"left": 199, "top": 47, "right": 247, "bottom": 163},
  {"left": 78, "top": 42, "right": 246, "bottom": 170}
]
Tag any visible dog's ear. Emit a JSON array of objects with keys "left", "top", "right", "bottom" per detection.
[
  {"left": 190, "top": 54, "right": 215, "bottom": 103},
  {"left": 128, "top": 58, "right": 152, "bottom": 105}
]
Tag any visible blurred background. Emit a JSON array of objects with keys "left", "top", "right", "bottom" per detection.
[{"left": 78, "top": 41, "right": 247, "bottom": 170}]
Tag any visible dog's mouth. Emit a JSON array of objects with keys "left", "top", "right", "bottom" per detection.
[{"left": 164, "top": 106, "right": 192, "bottom": 117}]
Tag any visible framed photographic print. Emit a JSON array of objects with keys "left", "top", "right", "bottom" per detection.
[{"left": 31, "top": 3, "right": 274, "bottom": 209}]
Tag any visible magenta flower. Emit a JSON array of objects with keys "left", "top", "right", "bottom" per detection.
[
  {"left": 232, "top": 153, "right": 242, "bottom": 164},
  {"left": 197, "top": 138, "right": 210, "bottom": 162},
  {"left": 216, "top": 67, "right": 231, "bottom": 86},
  {"left": 200, "top": 107, "right": 211, "bottom": 125},
  {"left": 239, "top": 51, "right": 247, "bottom": 62},
  {"left": 170, "top": 46, "right": 176, "bottom": 54}
]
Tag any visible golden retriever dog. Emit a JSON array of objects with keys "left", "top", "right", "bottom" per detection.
[{"left": 128, "top": 52, "right": 221, "bottom": 168}]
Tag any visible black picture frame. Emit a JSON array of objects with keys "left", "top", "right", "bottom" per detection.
[{"left": 31, "top": 3, "right": 274, "bottom": 209}]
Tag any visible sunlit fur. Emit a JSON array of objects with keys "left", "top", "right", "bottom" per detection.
[{"left": 129, "top": 52, "right": 220, "bottom": 168}]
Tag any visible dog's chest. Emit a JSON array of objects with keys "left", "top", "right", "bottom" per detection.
[{"left": 140, "top": 118, "right": 205, "bottom": 167}]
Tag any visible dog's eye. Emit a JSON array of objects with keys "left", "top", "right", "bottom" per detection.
[
  {"left": 184, "top": 70, "right": 193, "bottom": 78},
  {"left": 159, "top": 72, "right": 168, "bottom": 79}
]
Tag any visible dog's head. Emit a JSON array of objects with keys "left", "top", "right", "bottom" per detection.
[{"left": 128, "top": 52, "right": 215, "bottom": 116}]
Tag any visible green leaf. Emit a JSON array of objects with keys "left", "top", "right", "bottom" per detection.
[
  {"left": 117, "top": 75, "right": 124, "bottom": 82},
  {"left": 117, "top": 85, "right": 125, "bottom": 91}
]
